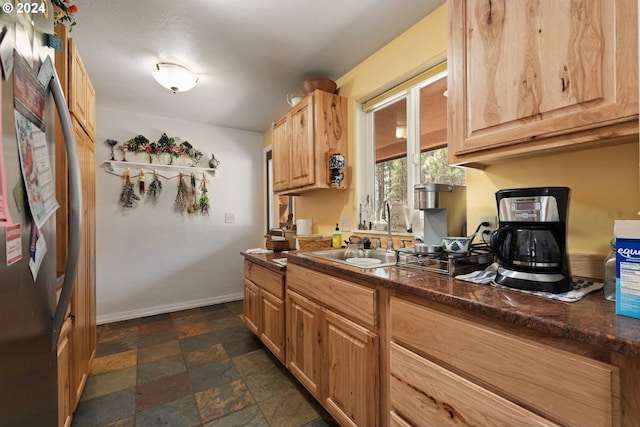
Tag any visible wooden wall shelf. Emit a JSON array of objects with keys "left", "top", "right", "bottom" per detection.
[{"left": 103, "top": 160, "right": 217, "bottom": 180}]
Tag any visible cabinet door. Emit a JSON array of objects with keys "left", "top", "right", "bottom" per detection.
[
  {"left": 448, "top": 0, "right": 638, "bottom": 165},
  {"left": 286, "top": 290, "right": 322, "bottom": 398},
  {"left": 289, "top": 96, "right": 315, "bottom": 188},
  {"left": 70, "top": 120, "right": 89, "bottom": 408},
  {"left": 390, "top": 342, "right": 560, "bottom": 427},
  {"left": 272, "top": 115, "right": 290, "bottom": 191},
  {"left": 260, "top": 290, "right": 285, "bottom": 362},
  {"left": 70, "top": 120, "right": 96, "bottom": 409},
  {"left": 243, "top": 279, "right": 260, "bottom": 335},
  {"left": 85, "top": 77, "right": 96, "bottom": 140},
  {"left": 85, "top": 137, "right": 96, "bottom": 366},
  {"left": 57, "top": 318, "right": 72, "bottom": 427},
  {"left": 68, "top": 39, "right": 88, "bottom": 130},
  {"left": 324, "top": 310, "right": 378, "bottom": 427}
]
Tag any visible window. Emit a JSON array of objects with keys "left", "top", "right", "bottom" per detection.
[{"left": 360, "top": 66, "right": 465, "bottom": 233}]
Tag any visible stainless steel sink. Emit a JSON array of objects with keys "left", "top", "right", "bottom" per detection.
[{"left": 305, "top": 248, "right": 398, "bottom": 268}]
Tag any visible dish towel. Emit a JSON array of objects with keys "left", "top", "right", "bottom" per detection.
[
  {"left": 245, "top": 248, "right": 274, "bottom": 254},
  {"left": 455, "top": 263, "right": 603, "bottom": 303}
]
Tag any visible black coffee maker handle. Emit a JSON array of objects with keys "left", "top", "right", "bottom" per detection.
[{"left": 490, "top": 226, "right": 514, "bottom": 264}]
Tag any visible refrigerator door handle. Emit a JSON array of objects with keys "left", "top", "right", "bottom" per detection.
[{"left": 49, "top": 68, "right": 83, "bottom": 351}]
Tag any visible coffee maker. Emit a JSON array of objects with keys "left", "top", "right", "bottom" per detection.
[{"left": 490, "top": 187, "right": 571, "bottom": 293}]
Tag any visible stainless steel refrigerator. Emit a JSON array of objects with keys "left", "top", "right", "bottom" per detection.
[{"left": 0, "top": 6, "right": 81, "bottom": 426}]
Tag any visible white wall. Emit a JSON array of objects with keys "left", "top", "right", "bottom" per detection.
[{"left": 95, "top": 106, "right": 264, "bottom": 323}]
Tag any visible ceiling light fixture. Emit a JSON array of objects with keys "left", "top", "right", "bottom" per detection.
[
  {"left": 395, "top": 125, "right": 407, "bottom": 139},
  {"left": 152, "top": 63, "right": 198, "bottom": 93}
]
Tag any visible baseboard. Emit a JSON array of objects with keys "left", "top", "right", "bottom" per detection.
[{"left": 96, "top": 292, "right": 244, "bottom": 325}]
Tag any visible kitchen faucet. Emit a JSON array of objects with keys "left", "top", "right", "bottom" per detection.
[{"left": 386, "top": 202, "right": 393, "bottom": 250}]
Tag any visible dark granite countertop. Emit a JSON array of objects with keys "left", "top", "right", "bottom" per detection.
[
  {"left": 240, "top": 251, "right": 287, "bottom": 272},
  {"left": 278, "top": 250, "right": 640, "bottom": 359}
]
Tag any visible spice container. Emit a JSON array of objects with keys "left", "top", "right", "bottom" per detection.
[{"left": 603, "top": 238, "right": 616, "bottom": 301}]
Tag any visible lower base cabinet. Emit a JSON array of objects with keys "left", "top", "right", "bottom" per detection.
[
  {"left": 259, "top": 290, "right": 285, "bottom": 360},
  {"left": 389, "top": 342, "right": 559, "bottom": 426},
  {"left": 324, "top": 309, "right": 378, "bottom": 427},
  {"left": 286, "top": 264, "right": 379, "bottom": 427},
  {"left": 57, "top": 317, "right": 73, "bottom": 427},
  {"left": 286, "top": 290, "right": 322, "bottom": 397},
  {"left": 243, "top": 260, "right": 285, "bottom": 362},
  {"left": 389, "top": 295, "right": 620, "bottom": 427},
  {"left": 244, "top": 256, "right": 640, "bottom": 426}
]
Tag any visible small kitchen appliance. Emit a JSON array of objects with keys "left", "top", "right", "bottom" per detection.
[
  {"left": 413, "top": 183, "right": 467, "bottom": 251},
  {"left": 490, "top": 187, "right": 571, "bottom": 293},
  {"left": 394, "top": 183, "right": 487, "bottom": 276}
]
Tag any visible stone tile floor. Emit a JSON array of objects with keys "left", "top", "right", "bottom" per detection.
[{"left": 71, "top": 301, "right": 337, "bottom": 427}]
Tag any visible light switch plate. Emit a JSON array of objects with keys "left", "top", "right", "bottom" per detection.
[
  {"left": 225, "top": 213, "right": 235, "bottom": 223},
  {"left": 339, "top": 217, "right": 350, "bottom": 232}
]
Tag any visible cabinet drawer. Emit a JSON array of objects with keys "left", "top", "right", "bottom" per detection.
[
  {"left": 287, "top": 264, "right": 377, "bottom": 328},
  {"left": 390, "top": 297, "right": 619, "bottom": 427},
  {"left": 244, "top": 260, "right": 284, "bottom": 298},
  {"left": 390, "top": 342, "right": 560, "bottom": 427}
]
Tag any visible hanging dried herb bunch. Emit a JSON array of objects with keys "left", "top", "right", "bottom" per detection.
[
  {"left": 120, "top": 170, "right": 140, "bottom": 208},
  {"left": 147, "top": 170, "right": 162, "bottom": 199},
  {"left": 198, "top": 174, "right": 210, "bottom": 216},
  {"left": 187, "top": 172, "right": 199, "bottom": 214},
  {"left": 138, "top": 170, "right": 145, "bottom": 195},
  {"left": 174, "top": 172, "right": 189, "bottom": 213}
]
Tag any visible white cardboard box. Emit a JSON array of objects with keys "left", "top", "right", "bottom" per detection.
[{"left": 614, "top": 220, "right": 640, "bottom": 319}]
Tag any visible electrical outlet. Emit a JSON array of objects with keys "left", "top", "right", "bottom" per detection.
[
  {"left": 478, "top": 215, "right": 496, "bottom": 244},
  {"left": 225, "top": 213, "right": 236, "bottom": 223},
  {"left": 339, "top": 217, "right": 350, "bottom": 232}
]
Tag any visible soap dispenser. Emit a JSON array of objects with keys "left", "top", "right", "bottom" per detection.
[{"left": 332, "top": 224, "right": 343, "bottom": 248}]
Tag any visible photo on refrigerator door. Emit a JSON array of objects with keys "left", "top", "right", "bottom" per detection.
[{"left": 15, "top": 109, "right": 58, "bottom": 228}]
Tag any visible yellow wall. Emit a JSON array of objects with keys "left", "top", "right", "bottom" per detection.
[
  {"left": 263, "top": 3, "right": 640, "bottom": 256},
  {"left": 279, "top": 5, "right": 449, "bottom": 236},
  {"left": 467, "top": 140, "right": 639, "bottom": 256}
]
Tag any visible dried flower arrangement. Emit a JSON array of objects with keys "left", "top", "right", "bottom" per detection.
[
  {"left": 52, "top": 0, "right": 78, "bottom": 30},
  {"left": 125, "top": 133, "right": 203, "bottom": 166}
]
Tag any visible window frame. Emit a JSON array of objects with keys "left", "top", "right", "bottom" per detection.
[
  {"left": 357, "top": 68, "right": 449, "bottom": 220},
  {"left": 265, "top": 147, "right": 294, "bottom": 234}
]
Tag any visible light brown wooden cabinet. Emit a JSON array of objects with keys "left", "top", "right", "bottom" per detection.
[
  {"left": 69, "top": 38, "right": 96, "bottom": 141},
  {"left": 324, "top": 309, "right": 378, "bottom": 427},
  {"left": 389, "top": 295, "right": 620, "bottom": 427},
  {"left": 56, "top": 317, "right": 73, "bottom": 427},
  {"left": 286, "top": 264, "right": 379, "bottom": 427},
  {"left": 447, "top": 0, "right": 638, "bottom": 166},
  {"left": 272, "top": 90, "right": 347, "bottom": 194},
  {"left": 54, "top": 24, "right": 97, "bottom": 425},
  {"left": 286, "top": 289, "right": 322, "bottom": 397},
  {"left": 243, "top": 279, "right": 260, "bottom": 335},
  {"left": 243, "top": 260, "right": 285, "bottom": 362},
  {"left": 70, "top": 117, "right": 96, "bottom": 408}
]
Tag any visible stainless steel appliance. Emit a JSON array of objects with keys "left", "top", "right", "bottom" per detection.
[
  {"left": 0, "top": 11, "right": 80, "bottom": 426},
  {"left": 414, "top": 183, "right": 466, "bottom": 250},
  {"left": 490, "top": 187, "right": 571, "bottom": 293}
]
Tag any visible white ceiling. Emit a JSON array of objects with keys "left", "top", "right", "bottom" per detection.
[{"left": 69, "top": 0, "right": 444, "bottom": 133}]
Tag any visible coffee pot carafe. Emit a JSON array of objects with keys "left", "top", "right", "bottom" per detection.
[
  {"left": 490, "top": 187, "right": 571, "bottom": 293},
  {"left": 491, "top": 226, "right": 563, "bottom": 268}
]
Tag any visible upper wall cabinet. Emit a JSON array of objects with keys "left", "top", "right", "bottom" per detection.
[
  {"left": 447, "top": 0, "right": 638, "bottom": 166},
  {"left": 69, "top": 38, "right": 96, "bottom": 141},
  {"left": 272, "top": 90, "right": 347, "bottom": 194}
]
